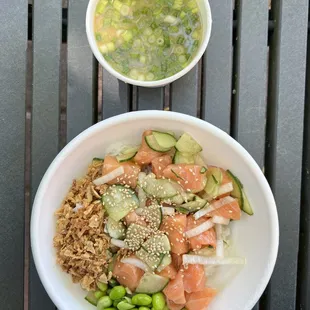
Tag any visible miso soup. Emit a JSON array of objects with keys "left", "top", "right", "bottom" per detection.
[{"left": 94, "top": 0, "right": 203, "bottom": 81}]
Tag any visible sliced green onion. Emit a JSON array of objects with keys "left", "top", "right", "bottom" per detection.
[
  {"left": 177, "top": 36, "right": 185, "bottom": 44},
  {"left": 156, "top": 37, "right": 165, "bottom": 46},
  {"left": 96, "top": 0, "right": 108, "bottom": 14},
  {"left": 107, "top": 42, "right": 115, "bottom": 52},
  {"left": 169, "top": 26, "right": 179, "bottom": 33},
  {"left": 140, "top": 55, "right": 146, "bottom": 64},
  {"left": 99, "top": 44, "right": 108, "bottom": 54},
  {"left": 178, "top": 55, "right": 187, "bottom": 63},
  {"left": 96, "top": 33, "right": 102, "bottom": 41},
  {"left": 174, "top": 45, "right": 185, "bottom": 55},
  {"left": 146, "top": 72, "right": 155, "bottom": 81},
  {"left": 180, "top": 11, "right": 186, "bottom": 19},
  {"left": 144, "top": 27, "right": 153, "bottom": 36},
  {"left": 122, "top": 30, "right": 133, "bottom": 42},
  {"left": 173, "top": 0, "right": 183, "bottom": 10},
  {"left": 129, "top": 69, "right": 138, "bottom": 79},
  {"left": 148, "top": 35, "right": 156, "bottom": 44},
  {"left": 137, "top": 74, "right": 145, "bottom": 81},
  {"left": 185, "top": 27, "right": 192, "bottom": 35}
]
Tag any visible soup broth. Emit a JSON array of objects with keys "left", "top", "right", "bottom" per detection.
[{"left": 94, "top": 0, "right": 203, "bottom": 81}]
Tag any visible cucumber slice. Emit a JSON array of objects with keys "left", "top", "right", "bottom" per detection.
[
  {"left": 242, "top": 189, "right": 254, "bottom": 215},
  {"left": 106, "top": 217, "right": 126, "bottom": 239},
  {"left": 227, "top": 170, "right": 253, "bottom": 215},
  {"left": 136, "top": 273, "right": 169, "bottom": 294},
  {"left": 145, "top": 135, "right": 171, "bottom": 152},
  {"left": 125, "top": 223, "right": 151, "bottom": 250},
  {"left": 116, "top": 151, "right": 137, "bottom": 163},
  {"left": 226, "top": 170, "right": 243, "bottom": 207},
  {"left": 85, "top": 291, "right": 98, "bottom": 306},
  {"left": 204, "top": 167, "right": 223, "bottom": 200},
  {"left": 102, "top": 185, "right": 139, "bottom": 221},
  {"left": 136, "top": 248, "right": 164, "bottom": 270},
  {"left": 175, "top": 207, "right": 190, "bottom": 214},
  {"left": 121, "top": 146, "right": 140, "bottom": 155},
  {"left": 162, "top": 192, "right": 195, "bottom": 205},
  {"left": 142, "top": 176, "right": 181, "bottom": 199},
  {"left": 135, "top": 204, "right": 163, "bottom": 229},
  {"left": 152, "top": 131, "right": 177, "bottom": 149},
  {"left": 142, "top": 234, "right": 171, "bottom": 254},
  {"left": 180, "top": 197, "right": 207, "bottom": 212},
  {"left": 173, "top": 151, "right": 195, "bottom": 164},
  {"left": 194, "top": 153, "right": 207, "bottom": 166},
  {"left": 175, "top": 133, "right": 202, "bottom": 154},
  {"left": 157, "top": 254, "right": 172, "bottom": 272}
]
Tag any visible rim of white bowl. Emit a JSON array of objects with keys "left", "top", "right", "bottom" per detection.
[
  {"left": 85, "top": 0, "right": 212, "bottom": 87},
  {"left": 31, "top": 111, "right": 279, "bottom": 310}
]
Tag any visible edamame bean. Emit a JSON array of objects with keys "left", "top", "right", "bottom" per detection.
[
  {"left": 139, "top": 307, "right": 151, "bottom": 310},
  {"left": 123, "top": 296, "right": 132, "bottom": 304},
  {"left": 107, "top": 289, "right": 112, "bottom": 295},
  {"left": 132, "top": 294, "right": 152, "bottom": 306},
  {"left": 94, "top": 290, "right": 105, "bottom": 299},
  {"left": 117, "top": 301, "right": 135, "bottom": 310},
  {"left": 97, "top": 282, "right": 109, "bottom": 292},
  {"left": 97, "top": 296, "right": 113, "bottom": 310},
  {"left": 103, "top": 308, "right": 117, "bottom": 310},
  {"left": 109, "top": 286, "right": 126, "bottom": 300},
  {"left": 152, "top": 292, "right": 166, "bottom": 310},
  {"left": 113, "top": 299, "right": 122, "bottom": 307}
]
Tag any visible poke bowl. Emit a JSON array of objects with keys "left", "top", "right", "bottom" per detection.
[{"left": 31, "top": 111, "right": 279, "bottom": 310}]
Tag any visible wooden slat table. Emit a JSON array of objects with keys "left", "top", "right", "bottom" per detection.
[{"left": 0, "top": 0, "right": 309, "bottom": 309}]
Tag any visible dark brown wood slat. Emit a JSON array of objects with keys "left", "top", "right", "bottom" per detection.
[
  {"left": 136, "top": 87, "right": 164, "bottom": 110},
  {"left": 202, "top": 0, "right": 233, "bottom": 133},
  {"left": 102, "top": 69, "right": 131, "bottom": 118},
  {"left": 264, "top": 0, "right": 308, "bottom": 309},
  {"left": 30, "top": 0, "right": 62, "bottom": 309},
  {"left": 0, "top": 1, "right": 27, "bottom": 309},
  {"left": 171, "top": 65, "right": 201, "bottom": 116},
  {"left": 67, "top": 0, "right": 96, "bottom": 142},
  {"left": 234, "top": 0, "right": 269, "bottom": 168}
]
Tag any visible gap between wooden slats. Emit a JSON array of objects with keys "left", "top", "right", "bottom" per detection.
[{"left": 263, "top": 0, "right": 308, "bottom": 309}]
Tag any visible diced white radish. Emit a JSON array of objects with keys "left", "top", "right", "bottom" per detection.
[
  {"left": 194, "top": 196, "right": 236, "bottom": 220},
  {"left": 218, "top": 182, "right": 233, "bottom": 195},
  {"left": 121, "top": 257, "right": 149, "bottom": 272},
  {"left": 212, "top": 215, "right": 230, "bottom": 225},
  {"left": 93, "top": 166, "right": 124, "bottom": 185},
  {"left": 215, "top": 224, "right": 224, "bottom": 257},
  {"left": 111, "top": 238, "right": 128, "bottom": 248},
  {"left": 185, "top": 219, "right": 214, "bottom": 238},
  {"left": 183, "top": 254, "right": 246, "bottom": 265},
  {"left": 161, "top": 206, "right": 175, "bottom": 216}
]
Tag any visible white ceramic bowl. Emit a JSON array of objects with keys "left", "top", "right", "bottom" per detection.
[
  {"left": 86, "top": 0, "right": 212, "bottom": 87},
  {"left": 31, "top": 111, "right": 279, "bottom": 310}
]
